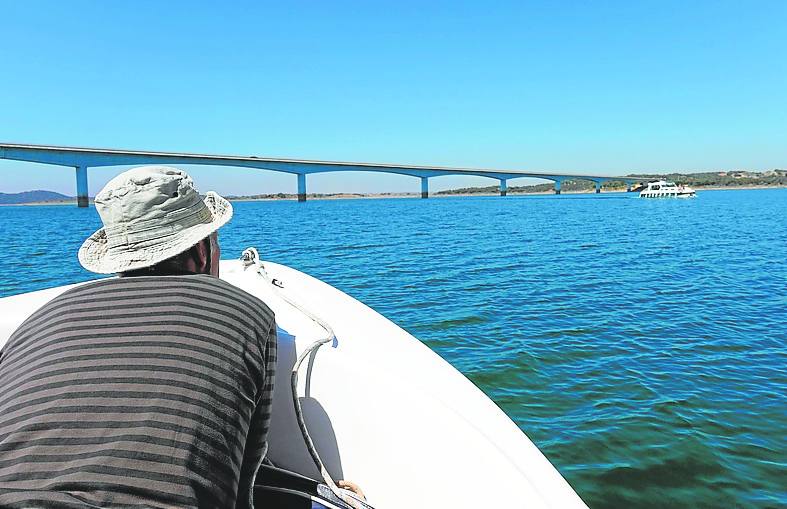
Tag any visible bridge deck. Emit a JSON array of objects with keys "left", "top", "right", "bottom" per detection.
[{"left": 1, "top": 143, "right": 648, "bottom": 205}]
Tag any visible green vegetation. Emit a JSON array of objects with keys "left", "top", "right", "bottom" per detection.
[
  {"left": 438, "top": 181, "right": 596, "bottom": 195},
  {"left": 436, "top": 170, "right": 787, "bottom": 195},
  {"left": 630, "top": 170, "right": 787, "bottom": 187},
  {"left": 225, "top": 192, "right": 368, "bottom": 200}
]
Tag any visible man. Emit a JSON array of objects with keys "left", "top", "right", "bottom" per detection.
[{"left": 0, "top": 166, "right": 277, "bottom": 508}]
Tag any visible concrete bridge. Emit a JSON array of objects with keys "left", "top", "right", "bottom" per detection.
[{"left": 0, "top": 143, "right": 649, "bottom": 207}]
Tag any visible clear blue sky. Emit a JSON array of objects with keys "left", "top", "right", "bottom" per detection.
[{"left": 1, "top": 0, "right": 785, "bottom": 195}]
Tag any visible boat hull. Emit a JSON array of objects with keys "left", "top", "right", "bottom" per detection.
[{"left": 639, "top": 191, "right": 696, "bottom": 198}]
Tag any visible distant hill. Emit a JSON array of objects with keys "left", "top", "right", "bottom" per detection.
[{"left": 0, "top": 190, "right": 72, "bottom": 204}]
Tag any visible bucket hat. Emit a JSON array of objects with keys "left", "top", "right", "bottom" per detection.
[{"left": 78, "top": 166, "right": 232, "bottom": 274}]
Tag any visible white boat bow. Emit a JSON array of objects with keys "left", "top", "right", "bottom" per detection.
[{"left": 0, "top": 256, "right": 588, "bottom": 508}]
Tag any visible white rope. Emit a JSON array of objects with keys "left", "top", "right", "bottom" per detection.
[{"left": 241, "top": 248, "right": 368, "bottom": 509}]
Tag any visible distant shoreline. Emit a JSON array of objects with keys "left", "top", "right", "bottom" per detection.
[
  {"left": 225, "top": 183, "right": 787, "bottom": 201},
  {"left": 2, "top": 183, "right": 785, "bottom": 206},
  {"left": 0, "top": 200, "right": 83, "bottom": 207}
]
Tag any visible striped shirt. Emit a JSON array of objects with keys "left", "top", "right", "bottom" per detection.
[{"left": 0, "top": 274, "right": 276, "bottom": 508}]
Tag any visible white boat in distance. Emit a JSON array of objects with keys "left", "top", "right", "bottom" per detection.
[
  {"left": 0, "top": 250, "right": 588, "bottom": 509},
  {"left": 639, "top": 180, "right": 697, "bottom": 198}
]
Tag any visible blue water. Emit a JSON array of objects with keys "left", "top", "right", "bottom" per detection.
[{"left": 2, "top": 190, "right": 786, "bottom": 508}]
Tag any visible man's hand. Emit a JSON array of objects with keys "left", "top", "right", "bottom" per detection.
[{"left": 337, "top": 480, "right": 366, "bottom": 501}]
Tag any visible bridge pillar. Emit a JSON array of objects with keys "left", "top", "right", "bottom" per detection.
[
  {"left": 75, "top": 165, "right": 89, "bottom": 207},
  {"left": 595, "top": 180, "right": 602, "bottom": 194},
  {"left": 420, "top": 176, "right": 429, "bottom": 199},
  {"left": 499, "top": 179, "right": 507, "bottom": 197},
  {"left": 554, "top": 179, "right": 562, "bottom": 195},
  {"left": 297, "top": 174, "right": 306, "bottom": 202}
]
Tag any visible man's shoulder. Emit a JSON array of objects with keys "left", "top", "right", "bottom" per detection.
[
  {"left": 58, "top": 275, "right": 274, "bottom": 324},
  {"left": 182, "top": 275, "right": 274, "bottom": 318},
  {"left": 176, "top": 275, "right": 276, "bottom": 332}
]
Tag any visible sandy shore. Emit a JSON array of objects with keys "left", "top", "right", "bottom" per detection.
[{"left": 693, "top": 185, "right": 786, "bottom": 191}]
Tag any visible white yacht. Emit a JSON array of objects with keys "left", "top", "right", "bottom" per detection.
[
  {"left": 639, "top": 180, "right": 696, "bottom": 198},
  {"left": 0, "top": 249, "right": 589, "bottom": 509}
]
